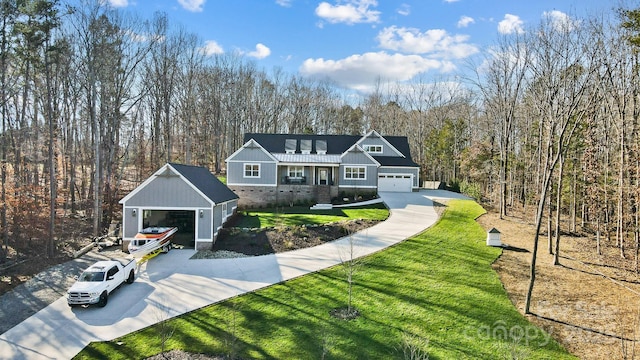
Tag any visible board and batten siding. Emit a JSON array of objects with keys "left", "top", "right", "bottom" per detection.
[
  {"left": 359, "top": 136, "right": 402, "bottom": 157},
  {"left": 340, "top": 149, "right": 378, "bottom": 188},
  {"left": 198, "top": 209, "right": 212, "bottom": 239},
  {"left": 125, "top": 176, "right": 211, "bottom": 208},
  {"left": 379, "top": 166, "right": 420, "bottom": 188}
]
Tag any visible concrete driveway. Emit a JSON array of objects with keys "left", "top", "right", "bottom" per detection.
[{"left": 0, "top": 190, "right": 468, "bottom": 360}]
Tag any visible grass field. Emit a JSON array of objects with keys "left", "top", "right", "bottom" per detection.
[
  {"left": 234, "top": 203, "right": 389, "bottom": 228},
  {"left": 75, "top": 200, "right": 574, "bottom": 360}
]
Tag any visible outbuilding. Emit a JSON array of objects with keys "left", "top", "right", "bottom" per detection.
[{"left": 119, "top": 163, "right": 238, "bottom": 251}]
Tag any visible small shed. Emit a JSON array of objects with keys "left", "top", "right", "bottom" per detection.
[
  {"left": 119, "top": 163, "right": 238, "bottom": 251},
  {"left": 486, "top": 227, "right": 502, "bottom": 247}
]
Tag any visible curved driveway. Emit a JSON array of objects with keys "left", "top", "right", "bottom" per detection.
[{"left": 0, "top": 190, "right": 467, "bottom": 360}]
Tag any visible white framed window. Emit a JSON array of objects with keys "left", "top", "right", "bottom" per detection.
[
  {"left": 344, "top": 167, "right": 366, "bottom": 180},
  {"left": 288, "top": 166, "right": 304, "bottom": 179},
  {"left": 244, "top": 163, "right": 260, "bottom": 178},
  {"left": 364, "top": 145, "right": 383, "bottom": 154}
]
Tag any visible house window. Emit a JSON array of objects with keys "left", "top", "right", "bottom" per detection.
[
  {"left": 244, "top": 163, "right": 260, "bottom": 178},
  {"left": 344, "top": 167, "right": 366, "bottom": 180},
  {"left": 364, "top": 145, "right": 383, "bottom": 154},
  {"left": 288, "top": 166, "right": 304, "bottom": 179}
]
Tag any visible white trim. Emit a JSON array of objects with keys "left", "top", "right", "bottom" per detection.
[
  {"left": 243, "top": 163, "right": 261, "bottom": 178},
  {"left": 338, "top": 185, "right": 377, "bottom": 189},
  {"left": 287, "top": 165, "right": 304, "bottom": 179},
  {"left": 356, "top": 130, "right": 405, "bottom": 158},
  {"left": 363, "top": 144, "right": 383, "bottom": 154},
  {"left": 227, "top": 159, "right": 277, "bottom": 163},
  {"left": 119, "top": 164, "right": 216, "bottom": 206},
  {"left": 344, "top": 166, "right": 367, "bottom": 180},
  {"left": 340, "top": 144, "right": 380, "bottom": 166},
  {"left": 277, "top": 162, "right": 340, "bottom": 167},
  {"left": 225, "top": 138, "right": 278, "bottom": 162},
  {"left": 227, "top": 182, "right": 278, "bottom": 187}
]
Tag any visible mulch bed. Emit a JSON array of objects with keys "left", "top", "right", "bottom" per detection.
[{"left": 212, "top": 219, "right": 381, "bottom": 256}]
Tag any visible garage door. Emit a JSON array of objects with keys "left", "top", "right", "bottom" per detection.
[{"left": 378, "top": 174, "right": 413, "bottom": 192}]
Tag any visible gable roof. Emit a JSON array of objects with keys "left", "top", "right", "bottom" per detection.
[
  {"left": 168, "top": 163, "right": 238, "bottom": 204},
  {"left": 119, "top": 163, "right": 238, "bottom": 205},
  {"left": 244, "top": 132, "right": 418, "bottom": 165},
  {"left": 225, "top": 138, "right": 278, "bottom": 162}
]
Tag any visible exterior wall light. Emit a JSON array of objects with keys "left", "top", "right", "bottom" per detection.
[
  {"left": 199, "top": 210, "right": 204, "bottom": 218},
  {"left": 132, "top": 209, "right": 136, "bottom": 217}
]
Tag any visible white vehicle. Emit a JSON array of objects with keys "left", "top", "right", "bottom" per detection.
[{"left": 67, "top": 259, "right": 136, "bottom": 307}]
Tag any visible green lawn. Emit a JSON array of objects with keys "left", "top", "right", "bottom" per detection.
[
  {"left": 235, "top": 203, "right": 389, "bottom": 228},
  {"left": 75, "top": 200, "right": 574, "bottom": 360}
]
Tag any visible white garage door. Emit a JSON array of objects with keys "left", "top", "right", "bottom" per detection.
[{"left": 378, "top": 174, "right": 413, "bottom": 192}]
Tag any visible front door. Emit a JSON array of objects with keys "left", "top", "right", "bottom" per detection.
[{"left": 318, "top": 168, "right": 328, "bottom": 185}]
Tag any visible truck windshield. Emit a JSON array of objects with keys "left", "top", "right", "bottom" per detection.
[{"left": 79, "top": 271, "right": 105, "bottom": 282}]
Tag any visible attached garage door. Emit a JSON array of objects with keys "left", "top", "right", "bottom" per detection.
[{"left": 378, "top": 174, "right": 412, "bottom": 192}]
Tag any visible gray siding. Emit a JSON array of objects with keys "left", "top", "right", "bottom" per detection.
[
  {"left": 213, "top": 204, "right": 222, "bottom": 235},
  {"left": 339, "top": 165, "right": 378, "bottom": 188},
  {"left": 123, "top": 208, "right": 139, "bottom": 238},
  {"left": 227, "top": 161, "right": 277, "bottom": 185},
  {"left": 341, "top": 150, "right": 377, "bottom": 165},
  {"left": 199, "top": 209, "right": 212, "bottom": 239},
  {"left": 126, "top": 176, "right": 210, "bottom": 207},
  {"left": 279, "top": 166, "right": 311, "bottom": 183},
  {"left": 229, "top": 146, "right": 274, "bottom": 162},
  {"left": 359, "top": 136, "right": 402, "bottom": 156},
  {"left": 379, "top": 166, "right": 420, "bottom": 187},
  {"left": 340, "top": 149, "right": 378, "bottom": 188}
]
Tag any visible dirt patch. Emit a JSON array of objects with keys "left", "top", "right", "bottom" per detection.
[
  {"left": 477, "top": 207, "right": 640, "bottom": 360},
  {"left": 210, "top": 219, "right": 380, "bottom": 256},
  {"left": 0, "top": 217, "right": 94, "bottom": 297}
]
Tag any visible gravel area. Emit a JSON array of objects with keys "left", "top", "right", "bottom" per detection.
[{"left": 0, "top": 247, "right": 124, "bottom": 335}]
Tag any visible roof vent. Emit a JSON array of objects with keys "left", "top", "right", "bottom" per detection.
[
  {"left": 316, "top": 140, "right": 327, "bottom": 155},
  {"left": 285, "top": 139, "right": 297, "bottom": 154},
  {"left": 301, "top": 139, "right": 312, "bottom": 154}
]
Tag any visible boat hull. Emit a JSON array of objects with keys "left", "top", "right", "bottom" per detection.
[{"left": 128, "top": 227, "right": 178, "bottom": 258}]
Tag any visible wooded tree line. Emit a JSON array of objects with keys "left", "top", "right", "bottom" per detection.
[{"left": 1, "top": 0, "right": 639, "bottom": 283}]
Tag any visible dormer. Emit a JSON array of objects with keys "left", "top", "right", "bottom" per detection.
[
  {"left": 316, "top": 140, "right": 327, "bottom": 155},
  {"left": 301, "top": 139, "right": 312, "bottom": 154},
  {"left": 285, "top": 139, "right": 297, "bottom": 154}
]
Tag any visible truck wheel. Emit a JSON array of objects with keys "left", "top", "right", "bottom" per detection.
[
  {"left": 98, "top": 292, "right": 108, "bottom": 307},
  {"left": 162, "top": 245, "right": 170, "bottom": 253},
  {"left": 126, "top": 270, "right": 135, "bottom": 284}
]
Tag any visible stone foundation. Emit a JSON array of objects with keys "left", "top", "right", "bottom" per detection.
[{"left": 230, "top": 185, "right": 339, "bottom": 208}]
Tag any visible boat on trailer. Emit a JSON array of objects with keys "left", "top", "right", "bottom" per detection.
[{"left": 128, "top": 226, "right": 178, "bottom": 258}]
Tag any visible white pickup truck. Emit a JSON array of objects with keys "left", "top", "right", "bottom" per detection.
[{"left": 67, "top": 259, "right": 136, "bottom": 307}]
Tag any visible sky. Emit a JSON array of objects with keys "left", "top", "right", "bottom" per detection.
[{"left": 105, "top": 0, "right": 615, "bottom": 93}]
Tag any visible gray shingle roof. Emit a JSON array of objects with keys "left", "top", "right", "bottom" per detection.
[
  {"left": 244, "top": 133, "right": 419, "bottom": 167},
  {"left": 169, "top": 163, "right": 238, "bottom": 204}
]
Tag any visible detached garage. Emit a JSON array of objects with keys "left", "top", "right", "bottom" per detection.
[{"left": 119, "top": 163, "right": 238, "bottom": 251}]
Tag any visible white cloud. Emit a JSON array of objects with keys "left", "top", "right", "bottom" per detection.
[
  {"left": 543, "top": 10, "right": 577, "bottom": 32},
  {"left": 200, "top": 40, "right": 224, "bottom": 56},
  {"left": 247, "top": 43, "right": 271, "bottom": 59},
  {"left": 498, "top": 14, "right": 524, "bottom": 34},
  {"left": 107, "top": 0, "right": 128, "bottom": 7},
  {"left": 377, "top": 26, "right": 478, "bottom": 59},
  {"left": 300, "top": 51, "right": 453, "bottom": 92},
  {"left": 443, "top": 0, "right": 459, "bottom": 3},
  {"left": 276, "top": 0, "right": 292, "bottom": 7},
  {"left": 397, "top": 4, "right": 410, "bottom": 16},
  {"left": 457, "top": 15, "right": 474, "bottom": 28},
  {"left": 315, "top": 0, "right": 380, "bottom": 25},
  {"left": 178, "top": 0, "right": 205, "bottom": 12}
]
